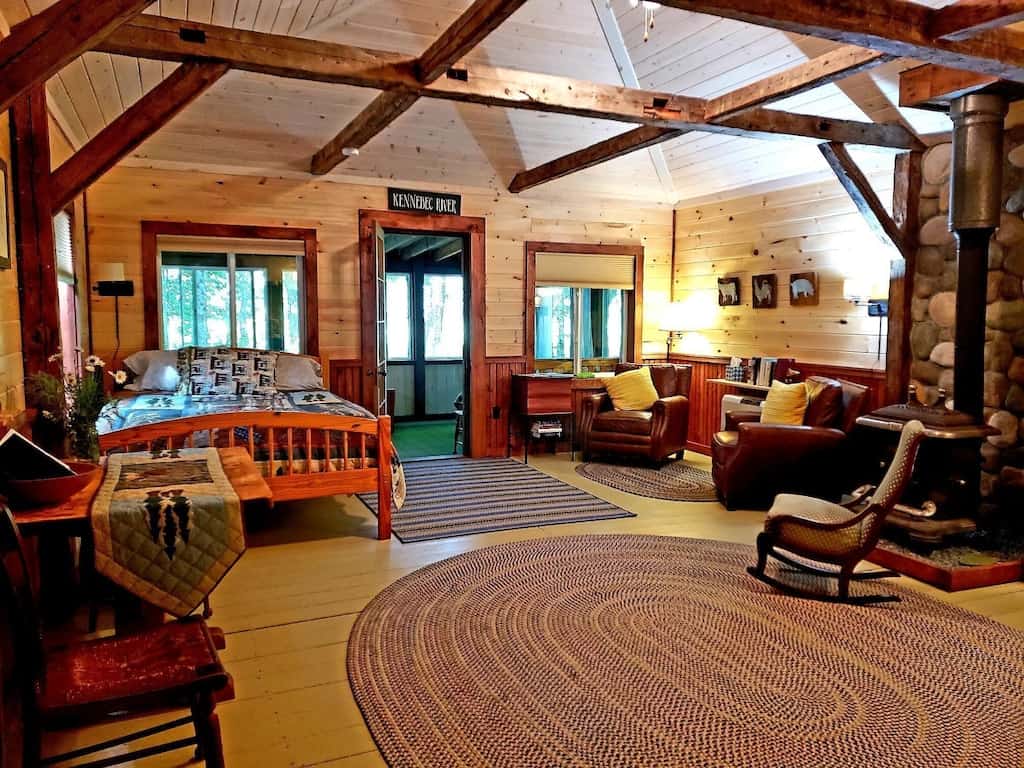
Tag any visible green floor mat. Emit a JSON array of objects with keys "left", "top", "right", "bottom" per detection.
[{"left": 393, "top": 419, "right": 459, "bottom": 459}]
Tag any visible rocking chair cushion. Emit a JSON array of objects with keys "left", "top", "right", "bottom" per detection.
[
  {"left": 766, "top": 494, "right": 864, "bottom": 557},
  {"left": 38, "top": 616, "right": 227, "bottom": 721}
]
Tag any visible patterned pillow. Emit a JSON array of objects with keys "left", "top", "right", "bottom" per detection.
[{"left": 184, "top": 347, "right": 279, "bottom": 396}]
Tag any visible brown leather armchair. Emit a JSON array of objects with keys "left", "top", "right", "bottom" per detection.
[
  {"left": 711, "top": 376, "right": 870, "bottom": 510},
  {"left": 579, "top": 363, "right": 692, "bottom": 464}
]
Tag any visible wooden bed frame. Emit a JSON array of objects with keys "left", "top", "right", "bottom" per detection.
[{"left": 98, "top": 412, "right": 393, "bottom": 540}]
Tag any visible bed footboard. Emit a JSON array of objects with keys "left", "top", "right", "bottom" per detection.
[{"left": 99, "top": 412, "right": 393, "bottom": 539}]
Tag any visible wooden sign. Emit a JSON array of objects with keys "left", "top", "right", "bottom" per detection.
[{"left": 387, "top": 187, "right": 461, "bottom": 216}]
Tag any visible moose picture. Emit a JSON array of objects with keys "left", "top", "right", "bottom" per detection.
[
  {"left": 789, "top": 272, "right": 819, "bottom": 306},
  {"left": 717, "top": 276, "right": 741, "bottom": 306},
  {"left": 752, "top": 274, "right": 777, "bottom": 309}
]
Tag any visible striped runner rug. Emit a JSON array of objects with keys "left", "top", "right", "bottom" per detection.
[{"left": 358, "top": 458, "right": 634, "bottom": 542}]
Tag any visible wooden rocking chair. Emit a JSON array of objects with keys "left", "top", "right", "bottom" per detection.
[
  {"left": 0, "top": 506, "right": 233, "bottom": 767},
  {"left": 747, "top": 419, "right": 926, "bottom": 605}
]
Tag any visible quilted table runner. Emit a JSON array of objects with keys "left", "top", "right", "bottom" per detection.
[{"left": 91, "top": 448, "right": 245, "bottom": 618}]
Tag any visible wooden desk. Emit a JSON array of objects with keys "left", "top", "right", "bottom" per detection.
[
  {"left": 510, "top": 374, "right": 574, "bottom": 463},
  {"left": 12, "top": 447, "right": 273, "bottom": 536}
]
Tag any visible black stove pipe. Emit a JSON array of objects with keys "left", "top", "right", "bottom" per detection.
[{"left": 948, "top": 94, "right": 1008, "bottom": 423}]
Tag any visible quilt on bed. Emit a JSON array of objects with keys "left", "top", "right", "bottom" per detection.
[{"left": 98, "top": 390, "right": 406, "bottom": 509}]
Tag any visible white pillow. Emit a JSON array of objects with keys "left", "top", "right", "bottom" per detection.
[
  {"left": 276, "top": 354, "right": 323, "bottom": 391},
  {"left": 122, "top": 349, "right": 158, "bottom": 376},
  {"left": 138, "top": 350, "right": 181, "bottom": 392}
]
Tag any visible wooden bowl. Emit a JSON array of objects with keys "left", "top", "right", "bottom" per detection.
[{"left": 6, "top": 462, "right": 101, "bottom": 508}]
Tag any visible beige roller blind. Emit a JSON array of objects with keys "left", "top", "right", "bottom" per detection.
[
  {"left": 53, "top": 211, "right": 74, "bottom": 284},
  {"left": 535, "top": 251, "right": 635, "bottom": 289},
  {"left": 157, "top": 235, "right": 306, "bottom": 257}
]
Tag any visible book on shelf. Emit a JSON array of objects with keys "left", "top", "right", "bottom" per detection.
[{"left": 745, "top": 357, "right": 795, "bottom": 387}]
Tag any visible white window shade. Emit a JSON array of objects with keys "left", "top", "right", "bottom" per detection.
[
  {"left": 53, "top": 211, "right": 74, "bottom": 284},
  {"left": 536, "top": 252, "right": 635, "bottom": 290},
  {"left": 157, "top": 235, "right": 306, "bottom": 257}
]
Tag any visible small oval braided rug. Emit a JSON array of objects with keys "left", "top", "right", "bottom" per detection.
[
  {"left": 348, "top": 535, "right": 1024, "bottom": 768},
  {"left": 575, "top": 460, "right": 718, "bottom": 501}
]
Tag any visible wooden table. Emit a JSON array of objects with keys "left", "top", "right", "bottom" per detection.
[
  {"left": 12, "top": 447, "right": 273, "bottom": 535},
  {"left": 10, "top": 448, "right": 272, "bottom": 624}
]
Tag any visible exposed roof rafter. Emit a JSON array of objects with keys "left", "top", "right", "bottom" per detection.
[{"left": 928, "top": 1, "right": 1024, "bottom": 42}]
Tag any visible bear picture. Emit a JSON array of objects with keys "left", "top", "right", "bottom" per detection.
[
  {"left": 717, "top": 276, "right": 741, "bottom": 306},
  {"left": 789, "top": 272, "right": 819, "bottom": 306},
  {"left": 752, "top": 274, "right": 777, "bottom": 309}
]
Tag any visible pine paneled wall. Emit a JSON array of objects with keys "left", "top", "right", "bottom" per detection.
[
  {"left": 0, "top": 112, "right": 25, "bottom": 418},
  {"left": 672, "top": 177, "right": 894, "bottom": 370},
  {"left": 85, "top": 166, "right": 674, "bottom": 365}
]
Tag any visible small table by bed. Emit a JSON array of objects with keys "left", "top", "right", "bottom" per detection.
[{"left": 11, "top": 448, "right": 272, "bottom": 623}]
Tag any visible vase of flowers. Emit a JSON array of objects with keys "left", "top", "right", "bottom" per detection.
[{"left": 27, "top": 352, "right": 127, "bottom": 462}]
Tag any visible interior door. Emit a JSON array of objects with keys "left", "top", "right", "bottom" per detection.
[{"left": 374, "top": 223, "right": 388, "bottom": 415}]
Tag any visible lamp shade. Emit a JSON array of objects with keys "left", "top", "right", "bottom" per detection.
[
  {"left": 659, "top": 301, "right": 690, "bottom": 332},
  {"left": 843, "top": 275, "right": 889, "bottom": 302},
  {"left": 94, "top": 262, "right": 125, "bottom": 282}
]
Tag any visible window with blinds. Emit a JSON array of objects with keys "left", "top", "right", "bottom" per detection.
[
  {"left": 533, "top": 250, "right": 636, "bottom": 374},
  {"left": 53, "top": 210, "right": 80, "bottom": 374}
]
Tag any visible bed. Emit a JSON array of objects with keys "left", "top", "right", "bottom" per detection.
[{"left": 97, "top": 387, "right": 402, "bottom": 541}]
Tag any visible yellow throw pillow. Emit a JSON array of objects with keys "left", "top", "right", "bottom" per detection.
[
  {"left": 605, "top": 367, "right": 660, "bottom": 411},
  {"left": 760, "top": 380, "right": 809, "bottom": 425}
]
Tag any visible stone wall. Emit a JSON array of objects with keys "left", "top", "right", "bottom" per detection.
[{"left": 909, "top": 119, "right": 1024, "bottom": 507}]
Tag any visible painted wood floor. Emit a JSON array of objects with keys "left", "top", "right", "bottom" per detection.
[{"left": 47, "top": 454, "right": 1024, "bottom": 767}]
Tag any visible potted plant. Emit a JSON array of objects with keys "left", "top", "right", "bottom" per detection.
[{"left": 26, "top": 352, "right": 126, "bottom": 462}]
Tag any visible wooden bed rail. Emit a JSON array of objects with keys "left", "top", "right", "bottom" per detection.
[{"left": 99, "top": 412, "right": 393, "bottom": 540}]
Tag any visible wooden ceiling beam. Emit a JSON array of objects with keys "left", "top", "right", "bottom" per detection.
[
  {"left": 819, "top": 141, "right": 911, "bottom": 258},
  {"left": 50, "top": 62, "right": 230, "bottom": 211},
  {"left": 310, "top": 0, "right": 527, "bottom": 175},
  {"left": 898, "top": 63, "right": 1007, "bottom": 109},
  {"left": 94, "top": 17, "right": 921, "bottom": 152},
  {"left": 509, "top": 127, "right": 688, "bottom": 193},
  {"left": 653, "top": 0, "right": 1024, "bottom": 82},
  {"left": 508, "top": 45, "right": 915, "bottom": 195},
  {"left": 704, "top": 45, "right": 894, "bottom": 121},
  {"left": 432, "top": 239, "right": 464, "bottom": 262},
  {"left": 0, "top": 0, "right": 151, "bottom": 114},
  {"left": 928, "top": 1, "right": 1024, "bottom": 42}
]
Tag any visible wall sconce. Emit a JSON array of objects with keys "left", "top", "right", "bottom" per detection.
[
  {"left": 92, "top": 263, "right": 134, "bottom": 360},
  {"left": 843, "top": 277, "right": 889, "bottom": 359}
]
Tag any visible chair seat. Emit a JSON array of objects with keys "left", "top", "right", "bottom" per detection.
[
  {"left": 592, "top": 410, "right": 652, "bottom": 436},
  {"left": 39, "top": 617, "right": 227, "bottom": 721},
  {"left": 766, "top": 494, "right": 864, "bottom": 558}
]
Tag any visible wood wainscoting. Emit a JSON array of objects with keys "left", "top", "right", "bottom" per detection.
[
  {"left": 670, "top": 354, "right": 888, "bottom": 455},
  {"left": 329, "top": 359, "right": 364, "bottom": 404},
  {"left": 485, "top": 357, "right": 528, "bottom": 457}
]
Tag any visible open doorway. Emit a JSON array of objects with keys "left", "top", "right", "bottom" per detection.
[
  {"left": 359, "top": 210, "right": 486, "bottom": 459},
  {"left": 382, "top": 232, "right": 468, "bottom": 459}
]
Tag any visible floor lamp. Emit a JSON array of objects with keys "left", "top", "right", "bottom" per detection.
[{"left": 659, "top": 302, "right": 689, "bottom": 362}]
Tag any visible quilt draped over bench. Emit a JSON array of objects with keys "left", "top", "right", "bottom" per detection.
[{"left": 91, "top": 448, "right": 246, "bottom": 618}]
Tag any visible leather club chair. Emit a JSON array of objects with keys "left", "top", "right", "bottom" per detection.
[
  {"left": 711, "top": 376, "right": 870, "bottom": 510},
  {"left": 579, "top": 363, "right": 692, "bottom": 464}
]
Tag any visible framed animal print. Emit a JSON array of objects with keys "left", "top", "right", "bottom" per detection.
[
  {"left": 752, "top": 274, "right": 777, "bottom": 309},
  {"left": 0, "top": 159, "right": 10, "bottom": 271},
  {"left": 789, "top": 272, "right": 819, "bottom": 306},
  {"left": 717, "top": 276, "right": 740, "bottom": 306}
]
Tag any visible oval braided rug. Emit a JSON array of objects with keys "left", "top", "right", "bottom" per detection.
[
  {"left": 348, "top": 535, "right": 1024, "bottom": 768},
  {"left": 575, "top": 460, "right": 718, "bottom": 501}
]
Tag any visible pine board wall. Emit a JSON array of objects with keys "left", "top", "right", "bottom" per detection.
[
  {"left": 0, "top": 111, "right": 25, "bottom": 419},
  {"left": 672, "top": 175, "right": 895, "bottom": 371},
  {"left": 85, "top": 165, "right": 674, "bottom": 366}
]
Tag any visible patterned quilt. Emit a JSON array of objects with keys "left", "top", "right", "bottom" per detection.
[
  {"left": 91, "top": 448, "right": 245, "bottom": 618},
  {"left": 97, "top": 390, "right": 406, "bottom": 509}
]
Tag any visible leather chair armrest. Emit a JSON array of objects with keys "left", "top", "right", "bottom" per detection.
[
  {"left": 725, "top": 411, "right": 761, "bottom": 431},
  {"left": 651, "top": 395, "right": 690, "bottom": 445},
  {"left": 579, "top": 392, "right": 612, "bottom": 438}
]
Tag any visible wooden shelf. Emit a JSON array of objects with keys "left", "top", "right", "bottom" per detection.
[{"left": 707, "top": 378, "right": 770, "bottom": 394}]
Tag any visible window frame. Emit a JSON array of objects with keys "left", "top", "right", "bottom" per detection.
[
  {"left": 141, "top": 221, "right": 319, "bottom": 356},
  {"left": 525, "top": 241, "right": 644, "bottom": 374}
]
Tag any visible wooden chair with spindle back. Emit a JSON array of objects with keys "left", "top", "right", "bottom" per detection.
[{"left": 0, "top": 506, "right": 233, "bottom": 767}]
